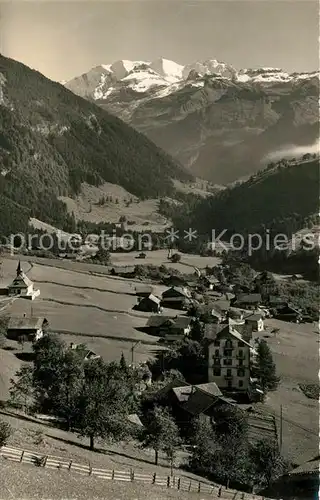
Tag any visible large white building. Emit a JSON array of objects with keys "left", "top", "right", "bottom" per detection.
[{"left": 205, "top": 323, "right": 257, "bottom": 392}]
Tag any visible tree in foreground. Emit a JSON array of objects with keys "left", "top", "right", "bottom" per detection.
[
  {"left": 255, "top": 340, "right": 280, "bottom": 393},
  {"left": 249, "top": 439, "right": 288, "bottom": 488},
  {"left": 213, "top": 404, "right": 249, "bottom": 441},
  {"left": 0, "top": 420, "right": 12, "bottom": 446},
  {"left": 189, "top": 416, "right": 215, "bottom": 473},
  {"left": 189, "top": 414, "right": 250, "bottom": 488},
  {"left": 9, "top": 365, "right": 34, "bottom": 413},
  {"left": 75, "top": 359, "right": 132, "bottom": 450},
  {"left": 142, "top": 406, "right": 181, "bottom": 467}
]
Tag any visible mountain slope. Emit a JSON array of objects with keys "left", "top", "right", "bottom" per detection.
[
  {"left": 174, "top": 156, "right": 319, "bottom": 235},
  {"left": 65, "top": 58, "right": 319, "bottom": 184},
  {"left": 0, "top": 54, "right": 192, "bottom": 235}
]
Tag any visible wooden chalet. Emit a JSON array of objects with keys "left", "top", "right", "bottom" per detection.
[
  {"left": 133, "top": 294, "right": 161, "bottom": 313},
  {"left": 6, "top": 316, "right": 48, "bottom": 342},
  {"left": 144, "top": 315, "right": 192, "bottom": 339},
  {"left": 161, "top": 286, "right": 192, "bottom": 310}
]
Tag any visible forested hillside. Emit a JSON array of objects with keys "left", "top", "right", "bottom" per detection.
[
  {"left": 179, "top": 157, "right": 319, "bottom": 236},
  {"left": 0, "top": 54, "right": 192, "bottom": 235}
]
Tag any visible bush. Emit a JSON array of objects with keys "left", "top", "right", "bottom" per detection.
[{"left": 171, "top": 253, "right": 181, "bottom": 263}]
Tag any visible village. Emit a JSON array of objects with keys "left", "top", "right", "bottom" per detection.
[{"left": 0, "top": 250, "right": 318, "bottom": 499}]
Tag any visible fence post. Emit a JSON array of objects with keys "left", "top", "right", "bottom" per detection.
[
  {"left": 130, "top": 469, "right": 134, "bottom": 481},
  {"left": 152, "top": 472, "right": 156, "bottom": 484},
  {"left": 177, "top": 478, "right": 181, "bottom": 490},
  {"left": 112, "top": 469, "right": 115, "bottom": 480},
  {"left": 68, "top": 460, "right": 72, "bottom": 471},
  {"left": 167, "top": 476, "right": 170, "bottom": 488},
  {"left": 20, "top": 451, "right": 24, "bottom": 463},
  {"left": 198, "top": 482, "right": 201, "bottom": 493},
  {"left": 188, "top": 481, "right": 192, "bottom": 492},
  {"left": 89, "top": 463, "right": 92, "bottom": 475},
  {"left": 232, "top": 491, "right": 238, "bottom": 499},
  {"left": 42, "top": 455, "right": 48, "bottom": 467}
]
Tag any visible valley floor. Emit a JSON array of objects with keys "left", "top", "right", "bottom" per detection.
[{"left": 0, "top": 254, "right": 318, "bottom": 467}]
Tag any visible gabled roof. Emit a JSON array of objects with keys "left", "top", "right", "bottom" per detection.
[
  {"left": 289, "top": 456, "right": 320, "bottom": 476},
  {"left": 235, "top": 293, "right": 262, "bottom": 304},
  {"left": 203, "top": 276, "right": 220, "bottom": 284},
  {"left": 146, "top": 315, "right": 192, "bottom": 329},
  {"left": 204, "top": 323, "right": 252, "bottom": 345},
  {"left": 245, "top": 313, "right": 264, "bottom": 321},
  {"left": 7, "top": 317, "right": 47, "bottom": 330},
  {"left": 211, "top": 299, "right": 230, "bottom": 311},
  {"left": 141, "top": 294, "right": 161, "bottom": 304},
  {"left": 9, "top": 272, "right": 33, "bottom": 288},
  {"left": 172, "top": 382, "right": 223, "bottom": 416},
  {"left": 162, "top": 286, "right": 191, "bottom": 299}
]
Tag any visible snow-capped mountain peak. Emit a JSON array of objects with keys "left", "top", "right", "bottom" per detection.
[
  {"left": 107, "top": 59, "right": 150, "bottom": 80},
  {"left": 149, "top": 58, "right": 184, "bottom": 82},
  {"left": 64, "top": 57, "right": 320, "bottom": 101}
]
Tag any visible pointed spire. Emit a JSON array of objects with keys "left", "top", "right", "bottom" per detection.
[{"left": 17, "top": 260, "right": 22, "bottom": 276}]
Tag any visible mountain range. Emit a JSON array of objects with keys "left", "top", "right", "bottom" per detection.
[
  {"left": 65, "top": 57, "right": 320, "bottom": 184},
  {"left": 0, "top": 54, "right": 191, "bottom": 236}
]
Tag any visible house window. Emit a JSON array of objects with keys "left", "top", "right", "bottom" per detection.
[
  {"left": 238, "top": 349, "right": 244, "bottom": 357},
  {"left": 238, "top": 359, "right": 244, "bottom": 366},
  {"left": 215, "top": 349, "right": 220, "bottom": 356},
  {"left": 227, "top": 380, "right": 232, "bottom": 388},
  {"left": 214, "top": 340, "right": 220, "bottom": 347},
  {"left": 238, "top": 341, "right": 243, "bottom": 347},
  {"left": 239, "top": 380, "right": 244, "bottom": 388},
  {"left": 226, "top": 368, "right": 232, "bottom": 376},
  {"left": 223, "top": 349, "right": 233, "bottom": 357},
  {"left": 238, "top": 368, "right": 245, "bottom": 377},
  {"left": 225, "top": 339, "right": 233, "bottom": 348},
  {"left": 224, "top": 359, "right": 232, "bottom": 366},
  {"left": 213, "top": 368, "right": 221, "bottom": 376}
]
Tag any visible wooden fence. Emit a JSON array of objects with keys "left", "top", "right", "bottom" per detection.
[{"left": 0, "top": 445, "right": 275, "bottom": 500}]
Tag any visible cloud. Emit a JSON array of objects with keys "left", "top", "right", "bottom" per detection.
[{"left": 264, "top": 138, "right": 320, "bottom": 162}]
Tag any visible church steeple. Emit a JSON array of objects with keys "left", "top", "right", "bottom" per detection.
[{"left": 16, "top": 261, "right": 22, "bottom": 276}]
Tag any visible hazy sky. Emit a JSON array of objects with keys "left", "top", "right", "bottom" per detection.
[{"left": 1, "top": 0, "right": 319, "bottom": 81}]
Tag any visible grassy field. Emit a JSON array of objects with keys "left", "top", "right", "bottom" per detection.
[
  {"left": 58, "top": 181, "right": 171, "bottom": 233},
  {"left": 256, "top": 319, "right": 318, "bottom": 464},
  {"left": 111, "top": 250, "right": 221, "bottom": 272},
  {"left": 0, "top": 461, "right": 216, "bottom": 500},
  {"left": 0, "top": 257, "right": 179, "bottom": 401}
]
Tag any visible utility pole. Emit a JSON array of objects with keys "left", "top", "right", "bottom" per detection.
[
  {"left": 131, "top": 341, "right": 140, "bottom": 365},
  {"left": 279, "top": 404, "right": 283, "bottom": 452}
]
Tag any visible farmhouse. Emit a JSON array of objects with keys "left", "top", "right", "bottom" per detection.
[
  {"left": 245, "top": 313, "right": 264, "bottom": 331},
  {"left": 205, "top": 323, "right": 256, "bottom": 392},
  {"left": 161, "top": 286, "right": 192, "bottom": 309},
  {"left": 133, "top": 294, "right": 161, "bottom": 313},
  {"left": 263, "top": 455, "right": 319, "bottom": 500},
  {"left": 144, "top": 315, "right": 192, "bottom": 338},
  {"left": 151, "top": 379, "right": 232, "bottom": 431},
  {"left": 231, "top": 293, "right": 262, "bottom": 310},
  {"left": 6, "top": 315, "right": 48, "bottom": 342},
  {"left": 69, "top": 343, "right": 101, "bottom": 361},
  {"left": 201, "top": 276, "right": 220, "bottom": 290},
  {"left": 7, "top": 261, "right": 40, "bottom": 300},
  {"left": 274, "top": 304, "right": 302, "bottom": 322}
]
